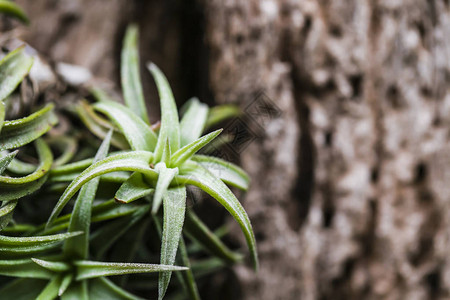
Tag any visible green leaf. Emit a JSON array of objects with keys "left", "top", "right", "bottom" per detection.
[
  {"left": 200, "top": 134, "right": 233, "bottom": 155},
  {"left": 58, "top": 273, "right": 74, "bottom": 296},
  {"left": 31, "top": 258, "right": 71, "bottom": 273},
  {"left": 63, "top": 130, "right": 112, "bottom": 259},
  {"left": 36, "top": 274, "right": 63, "bottom": 300},
  {"left": 0, "top": 100, "right": 4, "bottom": 133},
  {"left": 46, "top": 136, "right": 77, "bottom": 167},
  {"left": 152, "top": 163, "right": 178, "bottom": 214},
  {"left": 5, "top": 154, "right": 36, "bottom": 175},
  {"left": 0, "top": 150, "right": 17, "bottom": 174},
  {"left": 94, "top": 100, "right": 157, "bottom": 151},
  {"left": 115, "top": 172, "right": 153, "bottom": 204},
  {"left": 117, "top": 218, "right": 150, "bottom": 287},
  {"left": 61, "top": 280, "right": 88, "bottom": 300},
  {"left": 50, "top": 157, "right": 94, "bottom": 176},
  {"left": 0, "top": 258, "right": 54, "bottom": 279},
  {"left": 147, "top": 62, "right": 180, "bottom": 159},
  {"left": 90, "top": 86, "right": 117, "bottom": 103},
  {"left": 90, "top": 200, "right": 142, "bottom": 222},
  {"left": 40, "top": 199, "right": 142, "bottom": 235},
  {"left": 0, "top": 139, "right": 53, "bottom": 201},
  {"left": 192, "top": 154, "right": 249, "bottom": 190},
  {"left": 0, "top": 46, "right": 33, "bottom": 102},
  {"left": 0, "top": 104, "right": 57, "bottom": 151},
  {"left": 178, "top": 162, "right": 258, "bottom": 270},
  {"left": 175, "top": 237, "right": 200, "bottom": 300},
  {"left": 205, "top": 104, "right": 240, "bottom": 129},
  {"left": 170, "top": 129, "right": 222, "bottom": 167},
  {"left": 159, "top": 186, "right": 186, "bottom": 300},
  {"left": 0, "top": 231, "right": 82, "bottom": 246},
  {"left": 184, "top": 210, "right": 242, "bottom": 264},
  {"left": 0, "top": 278, "right": 47, "bottom": 300},
  {"left": 180, "top": 98, "right": 209, "bottom": 147},
  {"left": 49, "top": 152, "right": 124, "bottom": 180},
  {"left": 47, "top": 151, "right": 156, "bottom": 226},
  {"left": 0, "top": 244, "right": 63, "bottom": 258},
  {"left": 191, "top": 257, "right": 225, "bottom": 278},
  {"left": 0, "top": 0, "right": 29, "bottom": 24},
  {"left": 121, "top": 24, "right": 149, "bottom": 123},
  {"left": 89, "top": 277, "right": 142, "bottom": 300},
  {"left": 90, "top": 205, "right": 148, "bottom": 260},
  {"left": 49, "top": 170, "right": 129, "bottom": 184},
  {"left": 75, "top": 260, "right": 188, "bottom": 280},
  {"left": 0, "top": 200, "right": 17, "bottom": 230},
  {"left": 76, "top": 100, "right": 129, "bottom": 149},
  {"left": 161, "top": 138, "right": 171, "bottom": 165},
  {"left": 1, "top": 223, "right": 35, "bottom": 234}
]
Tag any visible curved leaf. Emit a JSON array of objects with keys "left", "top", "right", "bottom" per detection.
[
  {"left": 205, "top": 105, "right": 240, "bottom": 129},
  {"left": 180, "top": 98, "right": 209, "bottom": 147},
  {"left": 152, "top": 163, "right": 178, "bottom": 214},
  {"left": 47, "top": 151, "right": 156, "bottom": 226},
  {"left": 177, "top": 162, "right": 258, "bottom": 270},
  {"left": 63, "top": 130, "right": 112, "bottom": 259},
  {"left": 90, "top": 86, "right": 118, "bottom": 103},
  {"left": 115, "top": 172, "right": 153, "bottom": 204},
  {"left": 33, "top": 200, "right": 141, "bottom": 235},
  {"left": 76, "top": 100, "right": 129, "bottom": 149},
  {"left": 75, "top": 260, "right": 188, "bottom": 280},
  {"left": 90, "top": 205, "right": 148, "bottom": 260},
  {"left": 32, "top": 259, "right": 71, "bottom": 273},
  {"left": 147, "top": 62, "right": 180, "bottom": 159},
  {"left": 0, "top": 139, "right": 53, "bottom": 201},
  {"left": 0, "top": 46, "right": 33, "bottom": 102},
  {"left": 50, "top": 157, "right": 93, "bottom": 175},
  {"left": 170, "top": 129, "right": 222, "bottom": 167},
  {"left": 89, "top": 277, "right": 143, "bottom": 300},
  {"left": 0, "top": 100, "right": 4, "bottom": 133},
  {"left": 46, "top": 136, "right": 77, "bottom": 167},
  {"left": 0, "top": 231, "right": 82, "bottom": 246},
  {"left": 5, "top": 155, "right": 36, "bottom": 175},
  {"left": 0, "top": 278, "right": 47, "bottom": 300},
  {"left": 0, "top": 244, "right": 67, "bottom": 259},
  {"left": 184, "top": 210, "right": 242, "bottom": 264},
  {"left": 0, "top": 104, "right": 57, "bottom": 151},
  {"left": 0, "top": 150, "right": 17, "bottom": 174},
  {"left": 0, "top": 258, "right": 53, "bottom": 279},
  {"left": 0, "top": 0, "right": 29, "bottom": 24},
  {"left": 159, "top": 186, "right": 186, "bottom": 300},
  {"left": 94, "top": 100, "right": 157, "bottom": 151},
  {"left": 0, "top": 199, "right": 17, "bottom": 230},
  {"left": 192, "top": 154, "right": 249, "bottom": 190},
  {"left": 121, "top": 24, "right": 149, "bottom": 123}
]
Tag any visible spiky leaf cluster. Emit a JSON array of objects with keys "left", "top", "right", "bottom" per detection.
[{"left": 0, "top": 15, "right": 257, "bottom": 300}]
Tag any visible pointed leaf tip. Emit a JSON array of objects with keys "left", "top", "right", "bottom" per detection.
[{"left": 121, "top": 23, "right": 149, "bottom": 123}]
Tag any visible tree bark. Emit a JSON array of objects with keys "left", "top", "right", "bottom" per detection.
[
  {"left": 12, "top": 0, "right": 450, "bottom": 299},
  {"left": 203, "top": 1, "right": 450, "bottom": 299}
]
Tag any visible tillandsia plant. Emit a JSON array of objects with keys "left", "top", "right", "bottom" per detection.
[{"left": 0, "top": 9, "right": 257, "bottom": 300}]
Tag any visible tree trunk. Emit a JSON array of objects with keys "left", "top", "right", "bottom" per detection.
[{"left": 13, "top": 0, "right": 450, "bottom": 299}]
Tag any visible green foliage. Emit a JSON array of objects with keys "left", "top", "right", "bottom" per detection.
[
  {"left": 0, "top": 0, "right": 29, "bottom": 24},
  {"left": 0, "top": 19, "right": 257, "bottom": 300}
]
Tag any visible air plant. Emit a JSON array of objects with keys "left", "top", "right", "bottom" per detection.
[{"left": 0, "top": 11, "right": 257, "bottom": 299}]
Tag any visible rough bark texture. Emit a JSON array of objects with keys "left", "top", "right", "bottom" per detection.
[{"left": 12, "top": 0, "right": 450, "bottom": 299}]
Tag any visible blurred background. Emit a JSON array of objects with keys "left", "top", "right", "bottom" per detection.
[{"left": 7, "top": 0, "right": 450, "bottom": 299}]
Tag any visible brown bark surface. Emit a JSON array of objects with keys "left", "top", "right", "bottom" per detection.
[{"left": 12, "top": 0, "right": 450, "bottom": 299}]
